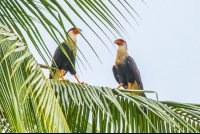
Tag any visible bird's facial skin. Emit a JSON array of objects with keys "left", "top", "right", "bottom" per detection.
[
  {"left": 114, "top": 39, "right": 126, "bottom": 46},
  {"left": 73, "top": 28, "right": 82, "bottom": 34}
]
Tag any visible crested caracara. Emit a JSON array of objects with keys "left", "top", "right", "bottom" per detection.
[
  {"left": 49, "top": 28, "right": 85, "bottom": 84},
  {"left": 112, "top": 39, "right": 146, "bottom": 97}
]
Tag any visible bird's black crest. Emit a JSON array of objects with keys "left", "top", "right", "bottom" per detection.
[{"left": 68, "top": 28, "right": 75, "bottom": 33}]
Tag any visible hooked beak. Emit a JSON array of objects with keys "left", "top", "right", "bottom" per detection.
[
  {"left": 78, "top": 28, "right": 82, "bottom": 32},
  {"left": 114, "top": 40, "right": 118, "bottom": 44}
]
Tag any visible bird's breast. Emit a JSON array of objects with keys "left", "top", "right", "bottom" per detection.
[
  {"left": 65, "top": 36, "right": 77, "bottom": 53},
  {"left": 115, "top": 56, "right": 127, "bottom": 66}
]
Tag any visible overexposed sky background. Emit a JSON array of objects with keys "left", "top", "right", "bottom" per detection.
[{"left": 28, "top": 0, "right": 200, "bottom": 103}]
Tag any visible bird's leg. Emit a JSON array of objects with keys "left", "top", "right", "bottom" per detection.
[
  {"left": 74, "top": 74, "right": 88, "bottom": 85},
  {"left": 116, "top": 83, "right": 123, "bottom": 89},
  {"left": 128, "top": 82, "right": 131, "bottom": 89},
  {"left": 61, "top": 69, "right": 69, "bottom": 82},
  {"left": 128, "top": 82, "right": 133, "bottom": 94}
]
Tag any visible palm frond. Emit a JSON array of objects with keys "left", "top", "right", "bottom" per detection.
[
  {"left": 0, "top": 23, "right": 70, "bottom": 133},
  {"left": 51, "top": 80, "right": 200, "bottom": 133},
  {"left": 1, "top": 22, "right": 200, "bottom": 133},
  {"left": 0, "top": 0, "right": 144, "bottom": 71}
]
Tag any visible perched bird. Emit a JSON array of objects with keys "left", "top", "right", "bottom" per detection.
[
  {"left": 49, "top": 28, "right": 85, "bottom": 84},
  {"left": 112, "top": 39, "right": 146, "bottom": 97}
]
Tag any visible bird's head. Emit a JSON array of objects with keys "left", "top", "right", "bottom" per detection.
[
  {"left": 68, "top": 28, "right": 82, "bottom": 35},
  {"left": 114, "top": 39, "right": 127, "bottom": 47}
]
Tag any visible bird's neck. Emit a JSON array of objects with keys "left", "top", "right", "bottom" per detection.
[
  {"left": 66, "top": 32, "right": 77, "bottom": 52},
  {"left": 116, "top": 46, "right": 128, "bottom": 61}
]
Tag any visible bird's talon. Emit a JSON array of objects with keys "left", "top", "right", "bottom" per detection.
[
  {"left": 61, "top": 79, "right": 70, "bottom": 82},
  {"left": 79, "top": 82, "right": 88, "bottom": 85}
]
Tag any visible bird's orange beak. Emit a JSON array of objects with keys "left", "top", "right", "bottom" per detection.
[
  {"left": 73, "top": 28, "right": 82, "bottom": 34},
  {"left": 114, "top": 39, "right": 123, "bottom": 45}
]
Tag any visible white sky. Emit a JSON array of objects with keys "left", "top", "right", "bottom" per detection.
[{"left": 28, "top": 0, "right": 200, "bottom": 104}]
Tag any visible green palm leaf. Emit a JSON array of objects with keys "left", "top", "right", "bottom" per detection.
[
  {"left": 0, "top": 23, "right": 70, "bottom": 133},
  {"left": 1, "top": 1, "right": 200, "bottom": 133},
  {"left": 0, "top": 0, "right": 143, "bottom": 70},
  {"left": 1, "top": 22, "right": 200, "bottom": 133},
  {"left": 51, "top": 80, "right": 200, "bottom": 133}
]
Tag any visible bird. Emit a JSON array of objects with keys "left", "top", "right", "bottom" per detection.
[
  {"left": 48, "top": 27, "right": 85, "bottom": 84},
  {"left": 112, "top": 39, "right": 146, "bottom": 97}
]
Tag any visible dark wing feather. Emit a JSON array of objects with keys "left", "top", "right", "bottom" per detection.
[
  {"left": 49, "top": 42, "right": 70, "bottom": 79},
  {"left": 126, "top": 56, "right": 146, "bottom": 97},
  {"left": 61, "top": 42, "right": 76, "bottom": 75},
  {"left": 112, "top": 65, "right": 120, "bottom": 84}
]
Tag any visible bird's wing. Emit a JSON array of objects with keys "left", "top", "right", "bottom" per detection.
[
  {"left": 49, "top": 42, "right": 70, "bottom": 79},
  {"left": 49, "top": 47, "right": 62, "bottom": 79},
  {"left": 51, "top": 48, "right": 62, "bottom": 68},
  {"left": 126, "top": 56, "right": 146, "bottom": 97},
  {"left": 112, "top": 65, "right": 120, "bottom": 84},
  {"left": 52, "top": 42, "right": 71, "bottom": 68}
]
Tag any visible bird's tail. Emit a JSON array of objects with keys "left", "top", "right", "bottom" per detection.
[
  {"left": 129, "top": 83, "right": 147, "bottom": 114},
  {"left": 141, "top": 93, "right": 146, "bottom": 98},
  {"left": 39, "top": 64, "right": 57, "bottom": 71},
  {"left": 38, "top": 64, "right": 58, "bottom": 79}
]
